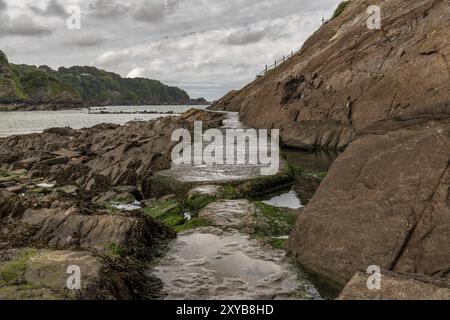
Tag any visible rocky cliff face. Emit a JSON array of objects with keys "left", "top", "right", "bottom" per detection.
[
  {"left": 210, "top": 0, "right": 450, "bottom": 150},
  {"left": 212, "top": 0, "right": 450, "bottom": 294}
]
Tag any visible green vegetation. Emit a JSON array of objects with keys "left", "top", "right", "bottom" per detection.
[
  {"left": 143, "top": 199, "right": 185, "bottom": 229},
  {"left": 107, "top": 243, "right": 126, "bottom": 258},
  {"left": 185, "top": 194, "right": 217, "bottom": 211},
  {"left": 238, "top": 164, "right": 295, "bottom": 197},
  {"left": 0, "top": 250, "right": 37, "bottom": 286},
  {"left": 290, "top": 164, "right": 305, "bottom": 175},
  {"left": 110, "top": 193, "right": 135, "bottom": 203},
  {"left": 0, "top": 51, "right": 203, "bottom": 105},
  {"left": 0, "top": 169, "right": 8, "bottom": 177},
  {"left": 144, "top": 198, "right": 213, "bottom": 233},
  {"left": 0, "top": 50, "right": 8, "bottom": 65},
  {"left": 0, "top": 53, "right": 28, "bottom": 102},
  {"left": 173, "top": 217, "right": 212, "bottom": 233},
  {"left": 30, "top": 187, "right": 49, "bottom": 195},
  {"left": 254, "top": 202, "right": 297, "bottom": 237},
  {"left": 220, "top": 185, "right": 240, "bottom": 199},
  {"left": 13, "top": 65, "right": 81, "bottom": 103},
  {"left": 316, "top": 172, "right": 328, "bottom": 181},
  {"left": 267, "top": 237, "right": 288, "bottom": 250},
  {"left": 245, "top": 201, "right": 298, "bottom": 249},
  {"left": 54, "top": 66, "right": 193, "bottom": 105},
  {"left": 104, "top": 203, "right": 120, "bottom": 214},
  {"left": 332, "top": 1, "right": 349, "bottom": 19}
]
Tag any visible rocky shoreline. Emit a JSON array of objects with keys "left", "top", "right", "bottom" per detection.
[
  {"left": 0, "top": 109, "right": 224, "bottom": 299},
  {"left": 0, "top": 108, "right": 323, "bottom": 299}
]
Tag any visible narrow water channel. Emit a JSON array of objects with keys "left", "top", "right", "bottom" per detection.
[{"left": 151, "top": 112, "right": 339, "bottom": 300}]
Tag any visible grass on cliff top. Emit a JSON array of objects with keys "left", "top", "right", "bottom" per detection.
[{"left": 332, "top": 1, "right": 349, "bottom": 19}]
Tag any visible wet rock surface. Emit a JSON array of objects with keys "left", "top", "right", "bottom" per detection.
[
  {"left": 154, "top": 227, "right": 317, "bottom": 300},
  {"left": 289, "top": 119, "right": 450, "bottom": 289},
  {"left": 198, "top": 200, "right": 258, "bottom": 230},
  {"left": 0, "top": 108, "right": 223, "bottom": 195},
  {"left": 338, "top": 271, "right": 450, "bottom": 300},
  {"left": 0, "top": 109, "right": 221, "bottom": 299}
]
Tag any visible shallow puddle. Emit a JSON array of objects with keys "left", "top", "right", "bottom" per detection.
[
  {"left": 153, "top": 228, "right": 320, "bottom": 300},
  {"left": 112, "top": 201, "right": 141, "bottom": 211},
  {"left": 262, "top": 189, "right": 303, "bottom": 209}
]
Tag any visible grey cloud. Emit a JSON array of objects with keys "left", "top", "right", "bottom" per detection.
[
  {"left": 89, "top": 0, "right": 129, "bottom": 18},
  {"left": 95, "top": 49, "right": 132, "bottom": 67},
  {"left": 69, "top": 34, "right": 106, "bottom": 47},
  {"left": 0, "top": 0, "right": 7, "bottom": 12},
  {"left": 30, "top": 0, "right": 67, "bottom": 18},
  {"left": 224, "top": 28, "right": 266, "bottom": 46},
  {"left": 132, "top": 0, "right": 183, "bottom": 23},
  {"left": 0, "top": 15, "right": 54, "bottom": 38},
  {"left": 133, "top": 3, "right": 165, "bottom": 22}
]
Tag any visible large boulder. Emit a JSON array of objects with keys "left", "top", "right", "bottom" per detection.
[
  {"left": 0, "top": 248, "right": 163, "bottom": 300},
  {"left": 289, "top": 118, "right": 450, "bottom": 288},
  {"left": 4, "top": 205, "right": 174, "bottom": 260}
]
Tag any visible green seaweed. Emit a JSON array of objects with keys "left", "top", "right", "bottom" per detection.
[
  {"left": 238, "top": 164, "right": 295, "bottom": 198},
  {"left": 267, "top": 237, "right": 288, "bottom": 250},
  {"left": 185, "top": 194, "right": 217, "bottom": 211},
  {"left": 220, "top": 184, "right": 239, "bottom": 199},
  {"left": 0, "top": 249, "right": 37, "bottom": 286},
  {"left": 173, "top": 217, "right": 212, "bottom": 233},
  {"left": 253, "top": 202, "right": 297, "bottom": 238},
  {"left": 143, "top": 199, "right": 185, "bottom": 229},
  {"left": 106, "top": 243, "right": 125, "bottom": 258}
]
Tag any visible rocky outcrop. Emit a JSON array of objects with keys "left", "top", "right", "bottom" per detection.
[
  {"left": 5, "top": 204, "right": 173, "bottom": 260},
  {"left": 338, "top": 271, "right": 450, "bottom": 300},
  {"left": 210, "top": 0, "right": 450, "bottom": 150},
  {"left": 0, "top": 248, "right": 163, "bottom": 300},
  {"left": 0, "top": 109, "right": 222, "bottom": 299},
  {"left": 199, "top": 200, "right": 258, "bottom": 230},
  {"left": 289, "top": 118, "right": 450, "bottom": 288},
  {"left": 0, "top": 109, "right": 223, "bottom": 196}
]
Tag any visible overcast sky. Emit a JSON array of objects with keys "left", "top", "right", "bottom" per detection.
[{"left": 0, "top": 0, "right": 340, "bottom": 100}]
